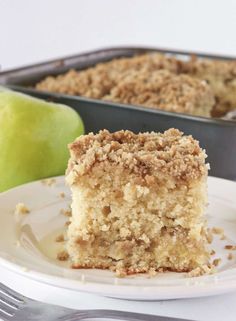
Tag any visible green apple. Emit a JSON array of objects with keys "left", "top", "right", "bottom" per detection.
[{"left": 0, "top": 90, "right": 84, "bottom": 192}]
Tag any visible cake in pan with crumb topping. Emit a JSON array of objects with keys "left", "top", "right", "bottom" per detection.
[
  {"left": 36, "top": 52, "right": 236, "bottom": 118},
  {"left": 65, "top": 129, "right": 210, "bottom": 276}
]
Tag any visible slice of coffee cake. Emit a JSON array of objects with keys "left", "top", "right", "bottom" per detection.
[{"left": 66, "top": 129, "right": 210, "bottom": 276}]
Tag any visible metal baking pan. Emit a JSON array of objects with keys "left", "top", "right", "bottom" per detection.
[{"left": 0, "top": 47, "right": 236, "bottom": 180}]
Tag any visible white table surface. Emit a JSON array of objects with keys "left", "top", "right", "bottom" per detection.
[{"left": 1, "top": 1, "right": 236, "bottom": 320}]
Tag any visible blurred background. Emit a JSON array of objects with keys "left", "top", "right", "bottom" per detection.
[{"left": 1, "top": 0, "right": 236, "bottom": 71}]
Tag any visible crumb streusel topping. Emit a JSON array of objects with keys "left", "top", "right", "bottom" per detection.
[
  {"left": 67, "top": 128, "right": 208, "bottom": 183},
  {"left": 35, "top": 53, "right": 236, "bottom": 117},
  {"left": 103, "top": 70, "right": 214, "bottom": 116}
]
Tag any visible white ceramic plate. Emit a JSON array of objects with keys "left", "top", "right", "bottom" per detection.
[{"left": 0, "top": 176, "right": 236, "bottom": 300}]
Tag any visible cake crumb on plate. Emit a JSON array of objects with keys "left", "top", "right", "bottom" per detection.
[
  {"left": 57, "top": 250, "right": 69, "bottom": 261},
  {"left": 41, "top": 178, "right": 56, "bottom": 186},
  {"left": 225, "top": 245, "right": 236, "bottom": 250},
  {"left": 212, "top": 258, "right": 221, "bottom": 267},
  {"left": 55, "top": 234, "right": 65, "bottom": 242},
  {"left": 227, "top": 253, "right": 234, "bottom": 260},
  {"left": 212, "top": 227, "right": 224, "bottom": 235},
  {"left": 14, "top": 203, "right": 30, "bottom": 215},
  {"left": 60, "top": 208, "right": 72, "bottom": 217}
]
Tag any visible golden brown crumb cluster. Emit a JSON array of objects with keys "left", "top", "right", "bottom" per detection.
[
  {"left": 67, "top": 128, "right": 207, "bottom": 184},
  {"left": 35, "top": 53, "right": 236, "bottom": 117},
  {"left": 14, "top": 203, "right": 30, "bottom": 215},
  {"left": 57, "top": 250, "right": 69, "bottom": 261}
]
